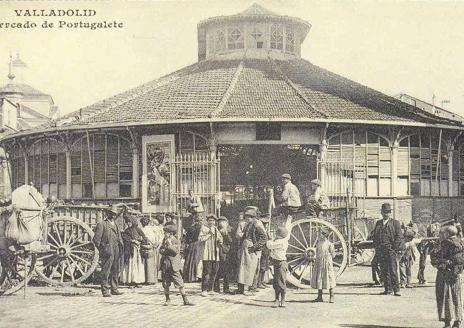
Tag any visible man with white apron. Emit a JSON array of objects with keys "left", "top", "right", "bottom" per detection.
[{"left": 236, "top": 206, "right": 267, "bottom": 296}]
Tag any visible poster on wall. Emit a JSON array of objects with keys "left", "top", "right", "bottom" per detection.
[{"left": 142, "top": 135, "right": 175, "bottom": 213}]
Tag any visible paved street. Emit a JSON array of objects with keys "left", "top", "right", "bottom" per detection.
[{"left": 0, "top": 263, "right": 439, "bottom": 328}]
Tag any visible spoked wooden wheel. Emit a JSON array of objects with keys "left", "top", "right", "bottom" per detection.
[
  {"left": 350, "top": 226, "right": 375, "bottom": 266},
  {"left": 35, "top": 217, "right": 98, "bottom": 286},
  {"left": 0, "top": 252, "right": 37, "bottom": 296},
  {"left": 286, "top": 218, "right": 348, "bottom": 289}
]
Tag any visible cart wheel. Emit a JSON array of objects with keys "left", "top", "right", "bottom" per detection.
[
  {"left": 0, "top": 252, "right": 36, "bottom": 296},
  {"left": 350, "top": 226, "right": 375, "bottom": 266},
  {"left": 35, "top": 217, "right": 99, "bottom": 286},
  {"left": 286, "top": 218, "right": 348, "bottom": 289}
]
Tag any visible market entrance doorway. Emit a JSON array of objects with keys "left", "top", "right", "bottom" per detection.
[{"left": 218, "top": 144, "right": 318, "bottom": 226}]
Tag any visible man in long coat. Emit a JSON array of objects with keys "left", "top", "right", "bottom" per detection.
[
  {"left": 372, "top": 203, "right": 404, "bottom": 296},
  {"left": 93, "top": 204, "right": 124, "bottom": 297},
  {"left": 236, "top": 206, "right": 268, "bottom": 296}
]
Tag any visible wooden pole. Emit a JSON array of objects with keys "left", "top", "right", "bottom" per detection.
[
  {"left": 23, "top": 254, "right": 27, "bottom": 299},
  {"left": 345, "top": 188, "right": 352, "bottom": 265},
  {"left": 436, "top": 129, "right": 443, "bottom": 183},
  {"left": 85, "top": 131, "right": 95, "bottom": 198}
]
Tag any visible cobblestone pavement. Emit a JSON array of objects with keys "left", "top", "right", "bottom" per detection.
[{"left": 0, "top": 263, "right": 439, "bottom": 328}]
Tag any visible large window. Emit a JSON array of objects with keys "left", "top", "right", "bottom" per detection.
[
  {"left": 227, "top": 28, "right": 244, "bottom": 50},
  {"left": 285, "top": 28, "right": 295, "bottom": 52},
  {"left": 404, "top": 133, "right": 450, "bottom": 196},
  {"left": 251, "top": 27, "right": 264, "bottom": 49},
  {"left": 9, "top": 134, "right": 136, "bottom": 200},
  {"left": 11, "top": 138, "right": 67, "bottom": 198},
  {"left": 270, "top": 24, "right": 283, "bottom": 50},
  {"left": 70, "top": 134, "right": 132, "bottom": 199},
  {"left": 327, "top": 130, "right": 392, "bottom": 197},
  {"left": 215, "top": 30, "right": 225, "bottom": 52}
]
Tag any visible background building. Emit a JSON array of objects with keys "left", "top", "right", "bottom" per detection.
[{"left": 0, "top": 53, "right": 57, "bottom": 197}]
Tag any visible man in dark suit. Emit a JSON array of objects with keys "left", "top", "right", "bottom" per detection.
[
  {"left": 373, "top": 203, "right": 404, "bottom": 296},
  {"left": 160, "top": 224, "right": 193, "bottom": 306},
  {"left": 93, "top": 204, "right": 124, "bottom": 297}
]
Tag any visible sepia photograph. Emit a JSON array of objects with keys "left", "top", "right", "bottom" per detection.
[{"left": 0, "top": 0, "right": 464, "bottom": 327}]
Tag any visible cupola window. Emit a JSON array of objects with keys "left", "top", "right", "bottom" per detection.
[
  {"left": 216, "top": 30, "right": 226, "bottom": 52},
  {"left": 251, "top": 27, "right": 264, "bottom": 49},
  {"left": 286, "top": 28, "right": 295, "bottom": 52},
  {"left": 227, "top": 28, "right": 244, "bottom": 50},
  {"left": 270, "top": 24, "right": 283, "bottom": 50}
]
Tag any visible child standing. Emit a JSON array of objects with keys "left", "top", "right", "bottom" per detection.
[
  {"left": 311, "top": 228, "right": 336, "bottom": 303},
  {"left": 159, "top": 225, "right": 194, "bottom": 306},
  {"left": 266, "top": 217, "right": 292, "bottom": 308}
]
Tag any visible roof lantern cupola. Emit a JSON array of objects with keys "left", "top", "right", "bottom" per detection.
[{"left": 197, "top": 3, "right": 311, "bottom": 61}]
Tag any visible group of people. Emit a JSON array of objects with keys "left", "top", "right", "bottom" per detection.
[
  {"left": 90, "top": 173, "right": 464, "bottom": 327},
  {"left": 371, "top": 202, "right": 464, "bottom": 328},
  {"left": 92, "top": 173, "right": 337, "bottom": 308}
]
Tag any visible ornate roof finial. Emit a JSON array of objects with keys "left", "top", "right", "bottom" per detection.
[{"left": 7, "top": 53, "right": 15, "bottom": 82}]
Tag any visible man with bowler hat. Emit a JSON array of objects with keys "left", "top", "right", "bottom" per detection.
[
  {"left": 372, "top": 203, "right": 404, "bottom": 296},
  {"left": 93, "top": 204, "right": 125, "bottom": 297}
]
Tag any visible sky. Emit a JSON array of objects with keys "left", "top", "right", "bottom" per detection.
[{"left": 0, "top": 0, "right": 463, "bottom": 117}]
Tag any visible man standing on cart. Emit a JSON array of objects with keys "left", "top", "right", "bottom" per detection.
[
  {"left": 280, "top": 174, "right": 301, "bottom": 218},
  {"left": 372, "top": 203, "right": 404, "bottom": 296}
]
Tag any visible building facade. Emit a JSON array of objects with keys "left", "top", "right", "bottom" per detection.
[
  {"left": 0, "top": 54, "right": 57, "bottom": 197},
  {"left": 1, "top": 4, "right": 463, "bottom": 226}
]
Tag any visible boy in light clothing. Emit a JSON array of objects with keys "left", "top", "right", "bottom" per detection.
[{"left": 266, "top": 217, "right": 292, "bottom": 308}]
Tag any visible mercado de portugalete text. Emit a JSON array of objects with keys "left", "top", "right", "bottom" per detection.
[{"left": 0, "top": 20, "right": 124, "bottom": 30}]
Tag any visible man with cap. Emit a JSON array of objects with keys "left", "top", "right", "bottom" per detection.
[
  {"left": 93, "top": 204, "right": 125, "bottom": 297},
  {"left": 255, "top": 214, "right": 271, "bottom": 290},
  {"left": 372, "top": 203, "right": 404, "bottom": 296},
  {"left": 159, "top": 224, "right": 193, "bottom": 306},
  {"left": 280, "top": 174, "right": 301, "bottom": 216},
  {"left": 214, "top": 216, "right": 233, "bottom": 294},
  {"left": 236, "top": 206, "right": 268, "bottom": 295},
  {"left": 198, "top": 213, "right": 223, "bottom": 296},
  {"left": 307, "top": 179, "right": 330, "bottom": 217},
  {"left": 266, "top": 216, "right": 292, "bottom": 307}
]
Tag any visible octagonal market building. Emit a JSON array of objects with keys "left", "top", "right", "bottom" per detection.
[{"left": 2, "top": 4, "right": 464, "bottom": 226}]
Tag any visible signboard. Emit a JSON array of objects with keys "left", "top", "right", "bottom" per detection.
[{"left": 141, "top": 135, "right": 175, "bottom": 213}]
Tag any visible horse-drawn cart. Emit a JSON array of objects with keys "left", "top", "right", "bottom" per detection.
[
  {"left": 0, "top": 185, "right": 101, "bottom": 295},
  {"left": 270, "top": 193, "right": 375, "bottom": 289}
]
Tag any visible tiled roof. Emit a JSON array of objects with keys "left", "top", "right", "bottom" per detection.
[
  {"left": 3, "top": 58, "right": 461, "bottom": 138},
  {"left": 0, "top": 83, "right": 52, "bottom": 100}
]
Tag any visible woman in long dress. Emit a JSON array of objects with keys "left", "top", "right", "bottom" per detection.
[
  {"left": 121, "top": 215, "right": 145, "bottom": 286},
  {"left": 183, "top": 212, "right": 205, "bottom": 282},
  {"left": 140, "top": 215, "right": 164, "bottom": 285},
  {"left": 311, "top": 228, "right": 336, "bottom": 303}
]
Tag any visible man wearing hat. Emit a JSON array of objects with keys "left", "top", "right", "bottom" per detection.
[
  {"left": 372, "top": 203, "right": 404, "bottom": 296},
  {"left": 198, "top": 213, "right": 223, "bottom": 296},
  {"left": 307, "top": 179, "right": 330, "bottom": 217},
  {"left": 236, "top": 206, "right": 268, "bottom": 295},
  {"left": 214, "top": 216, "right": 233, "bottom": 294},
  {"left": 93, "top": 204, "right": 125, "bottom": 297},
  {"left": 159, "top": 224, "right": 193, "bottom": 306},
  {"left": 280, "top": 174, "right": 301, "bottom": 213},
  {"left": 255, "top": 214, "right": 271, "bottom": 290}
]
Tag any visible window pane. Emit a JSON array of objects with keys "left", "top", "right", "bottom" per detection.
[
  {"left": 285, "top": 28, "right": 294, "bottom": 52},
  {"left": 270, "top": 24, "right": 283, "bottom": 50}
]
